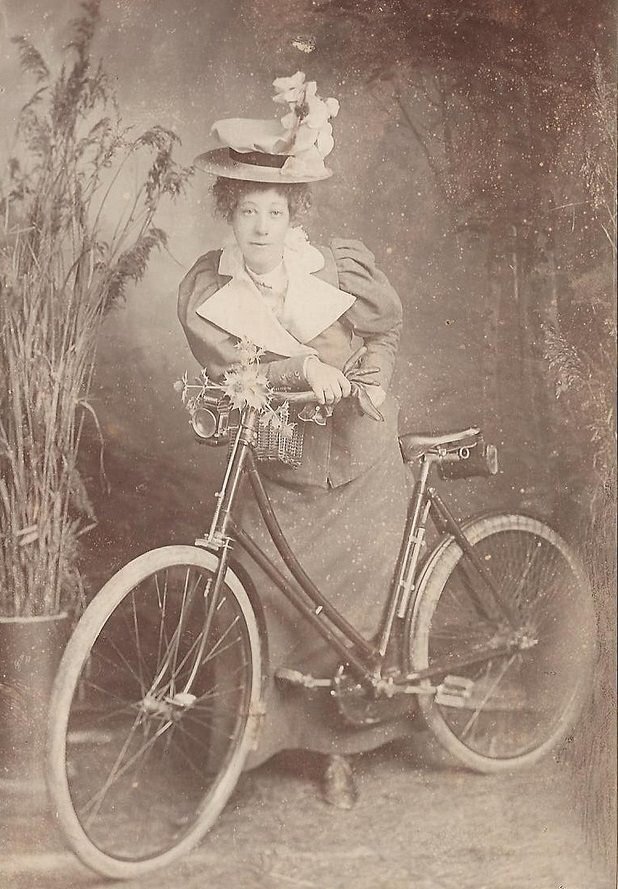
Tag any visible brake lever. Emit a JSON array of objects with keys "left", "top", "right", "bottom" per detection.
[
  {"left": 346, "top": 368, "right": 381, "bottom": 386},
  {"left": 348, "top": 367, "right": 380, "bottom": 378},
  {"left": 342, "top": 345, "right": 367, "bottom": 375},
  {"left": 350, "top": 382, "right": 384, "bottom": 422}
]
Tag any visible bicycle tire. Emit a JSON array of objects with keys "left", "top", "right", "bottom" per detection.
[
  {"left": 46, "top": 545, "right": 263, "bottom": 879},
  {"left": 407, "top": 514, "right": 595, "bottom": 773}
]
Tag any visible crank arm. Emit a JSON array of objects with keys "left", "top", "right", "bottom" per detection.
[
  {"left": 275, "top": 668, "right": 333, "bottom": 690},
  {"left": 374, "top": 677, "right": 437, "bottom": 698}
]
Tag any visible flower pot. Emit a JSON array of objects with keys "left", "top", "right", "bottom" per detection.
[{"left": 0, "top": 613, "right": 70, "bottom": 811}]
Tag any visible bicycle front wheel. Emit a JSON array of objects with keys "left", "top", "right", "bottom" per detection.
[
  {"left": 407, "top": 514, "right": 595, "bottom": 772},
  {"left": 47, "top": 546, "right": 263, "bottom": 879}
]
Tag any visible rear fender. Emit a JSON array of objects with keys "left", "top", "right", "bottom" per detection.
[{"left": 402, "top": 511, "right": 497, "bottom": 668}]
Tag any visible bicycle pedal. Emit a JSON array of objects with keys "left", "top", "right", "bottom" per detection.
[
  {"left": 275, "top": 668, "right": 332, "bottom": 689},
  {"left": 435, "top": 675, "right": 474, "bottom": 708}
]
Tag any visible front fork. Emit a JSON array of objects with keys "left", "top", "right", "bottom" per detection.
[
  {"left": 203, "top": 408, "right": 259, "bottom": 546},
  {"left": 197, "top": 404, "right": 260, "bottom": 621},
  {"left": 152, "top": 408, "right": 259, "bottom": 700}
]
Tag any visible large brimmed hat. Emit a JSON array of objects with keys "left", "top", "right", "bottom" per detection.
[{"left": 194, "top": 72, "right": 339, "bottom": 184}]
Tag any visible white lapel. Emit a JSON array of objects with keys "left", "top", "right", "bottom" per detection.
[
  {"left": 196, "top": 234, "right": 356, "bottom": 356},
  {"left": 196, "top": 276, "right": 315, "bottom": 358},
  {"left": 281, "top": 267, "right": 355, "bottom": 343}
]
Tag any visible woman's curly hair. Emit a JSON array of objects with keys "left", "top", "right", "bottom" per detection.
[{"left": 211, "top": 178, "right": 312, "bottom": 223}]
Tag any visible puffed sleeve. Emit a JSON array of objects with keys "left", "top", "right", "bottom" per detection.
[
  {"left": 177, "top": 250, "right": 238, "bottom": 379},
  {"left": 332, "top": 238, "right": 403, "bottom": 391}
]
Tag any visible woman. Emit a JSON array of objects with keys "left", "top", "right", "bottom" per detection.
[{"left": 178, "top": 73, "right": 413, "bottom": 808}]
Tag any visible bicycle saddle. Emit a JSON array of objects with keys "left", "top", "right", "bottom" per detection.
[{"left": 399, "top": 427, "right": 480, "bottom": 462}]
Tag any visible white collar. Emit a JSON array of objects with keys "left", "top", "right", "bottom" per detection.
[
  {"left": 217, "top": 228, "right": 326, "bottom": 278},
  {"left": 244, "top": 260, "right": 286, "bottom": 291},
  {"left": 196, "top": 231, "right": 355, "bottom": 357}
]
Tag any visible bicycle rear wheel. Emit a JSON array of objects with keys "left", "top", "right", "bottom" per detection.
[
  {"left": 407, "top": 514, "right": 595, "bottom": 772},
  {"left": 47, "top": 546, "right": 262, "bottom": 879}
]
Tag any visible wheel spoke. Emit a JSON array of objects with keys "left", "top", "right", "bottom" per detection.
[
  {"left": 130, "top": 591, "right": 147, "bottom": 692},
  {"left": 171, "top": 728, "right": 211, "bottom": 779},
  {"left": 79, "top": 711, "right": 152, "bottom": 825},
  {"left": 182, "top": 711, "right": 240, "bottom": 741},
  {"left": 103, "top": 633, "right": 148, "bottom": 694},
  {"left": 459, "top": 655, "right": 516, "bottom": 740},
  {"left": 200, "top": 616, "right": 241, "bottom": 665},
  {"left": 154, "top": 571, "right": 171, "bottom": 670},
  {"left": 50, "top": 552, "right": 260, "bottom": 872},
  {"left": 158, "top": 627, "right": 210, "bottom": 697},
  {"left": 411, "top": 516, "right": 594, "bottom": 769},
  {"left": 75, "top": 676, "right": 137, "bottom": 709},
  {"left": 153, "top": 568, "right": 211, "bottom": 693}
]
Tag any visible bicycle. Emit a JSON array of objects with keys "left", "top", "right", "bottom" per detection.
[{"left": 46, "top": 373, "right": 596, "bottom": 879}]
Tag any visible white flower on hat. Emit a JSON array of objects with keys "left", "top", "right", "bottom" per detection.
[
  {"left": 272, "top": 72, "right": 340, "bottom": 168},
  {"left": 273, "top": 71, "right": 306, "bottom": 105},
  {"left": 325, "top": 97, "right": 340, "bottom": 118},
  {"left": 281, "top": 146, "right": 324, "bottom": 179},
  {"left": 280, "top": 110, "right": 298, "bottom": 130},
  {"left": 316, "top": 123, "right": 334, "bottom": 158},
  {"left": 196, "top": 72, "right": 339, "bottom": 182},
  {"left": 304, "top": 82, "right": 331, "bottom": 128}
]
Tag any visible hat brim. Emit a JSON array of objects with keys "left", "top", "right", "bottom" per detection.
[{"left": 193, "top": 148, "right": 332, "bottom": 183}]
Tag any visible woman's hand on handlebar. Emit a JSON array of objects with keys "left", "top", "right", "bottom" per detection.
[{"left": 304, "top": 357, "right": 352, "bottom": 406}]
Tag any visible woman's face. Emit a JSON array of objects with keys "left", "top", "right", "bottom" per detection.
[{"left": 231, "top": 188, "right": 291, "bottom": 274}]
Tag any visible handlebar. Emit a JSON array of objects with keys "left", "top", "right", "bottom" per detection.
[
  {"left": 269, "top": 345, "right": 379, "bottom": 406},
  {"left": 184, "top": 345, "right": 384, "bottom": 444},
  {"left": 270, "top": 390, "right": 319, "bottom": 405}
]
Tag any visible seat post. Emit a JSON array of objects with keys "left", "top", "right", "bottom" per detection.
[{"left": 378, "top": 457, "right": 432, "bottom": 655}]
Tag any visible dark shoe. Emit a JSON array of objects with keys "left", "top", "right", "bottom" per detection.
[{"left": 321, "top": 755, "right": 358, "bottom": 810}]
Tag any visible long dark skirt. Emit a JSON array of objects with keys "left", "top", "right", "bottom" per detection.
[{"left": 237, "top": 436, "right": 416, "bottom": 769}]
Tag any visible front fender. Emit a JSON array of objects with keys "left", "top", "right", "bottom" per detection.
[{"left": 226, "top": 556, "right": 270, "bottom": 686}]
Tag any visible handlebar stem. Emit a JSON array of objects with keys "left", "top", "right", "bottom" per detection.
[{"left": 206, "top": 407, "right": 259, "bottom": 544}]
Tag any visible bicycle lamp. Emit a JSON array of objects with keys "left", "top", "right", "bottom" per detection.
[
  {"left": 190, "top": 404, "right": 232, "bottom": 444},
  {"left": 191, "top": 407, "right": 217, "bottom": 439}
]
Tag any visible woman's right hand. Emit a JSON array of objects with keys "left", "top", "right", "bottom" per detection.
[{"left": 304, "top": 357, "right": 352, "bottom": 405}]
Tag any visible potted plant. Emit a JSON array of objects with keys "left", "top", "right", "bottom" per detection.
[{"left": 0, "top": 0, "right": 191, "bottom": 800}]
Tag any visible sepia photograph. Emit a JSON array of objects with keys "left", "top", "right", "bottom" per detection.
[{"left": 0, "top": 2, "right": 615, "bottom": 887}]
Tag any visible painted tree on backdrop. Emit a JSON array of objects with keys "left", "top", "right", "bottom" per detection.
[
  {"left": 252, "top": 0, "right": 614, "bottom": 508},
  {"left": 307, "top": 0, "right": 617, "bottom": 865},
  {"left": 246, "top": 0, "right": 616, "bottom": 868}
]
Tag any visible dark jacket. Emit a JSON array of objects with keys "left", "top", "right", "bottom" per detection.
[{"left": 177, "top": 238, "right": 403, "bottom": 488}]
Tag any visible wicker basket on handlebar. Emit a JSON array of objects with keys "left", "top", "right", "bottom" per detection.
[
  {"left": 255, "top": 417, "right": 304, "bottom": 467},
  {"left": 255, "top": 400, "right": 305, "bottom": 467}
]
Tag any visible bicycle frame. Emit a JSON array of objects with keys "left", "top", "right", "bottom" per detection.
[
  {"left": 195, "top": 404, "right": 518, "bottom": 690},
  {"left": 46, "top": 372, "right": 595, "bottom": 881}
]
